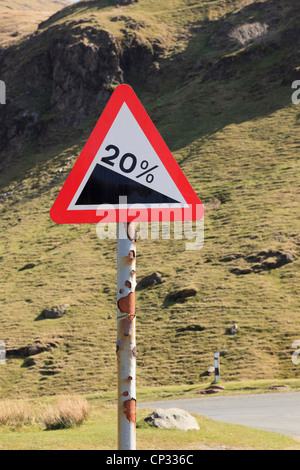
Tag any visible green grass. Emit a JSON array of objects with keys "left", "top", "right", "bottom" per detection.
[
  {"left": 1, "top": 102, "right": 299, "bottom": 399},
  {"left": 0, "top": 0, "right": 299, "bottom": 401},
  {"left": 0, "top": 392, "right": 299, "bottom": 450}
]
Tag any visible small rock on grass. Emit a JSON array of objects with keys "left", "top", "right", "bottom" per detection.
[
  {"left": 136, "top": 272, "right": 163, "bottom": 290},
  {"left": 145, "top": 408, "right": 199, "bottom": 431},
  {"left": 165, "top": 288, "right": 197, "bottom": 303},
  {"left": 42, "top": 304, "right": 69, "bottom": 319}
]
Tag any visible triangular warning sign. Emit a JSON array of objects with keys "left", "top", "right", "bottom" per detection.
[{"left": 50, "top": 84, "right": 204, "bottom": 224}]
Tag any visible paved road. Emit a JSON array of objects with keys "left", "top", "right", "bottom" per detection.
[{"left": 138, "top": 392, "right": 300, "bottom": 437}]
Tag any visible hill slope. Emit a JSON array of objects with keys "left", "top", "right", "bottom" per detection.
[
  {"left": 0, "top": 0, "right": 299, "bottom": 399},
  {"left": 0, "top": 0, "right": 71, "bottom": 47}
]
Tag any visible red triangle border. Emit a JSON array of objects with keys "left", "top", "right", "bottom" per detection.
[{"left": 50, "top": 84, "right": 204, "bottom": 224}]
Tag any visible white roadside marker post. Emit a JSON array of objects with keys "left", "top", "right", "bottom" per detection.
[
  {"left": 214, "top": 350, "right": 227, "bottom": 383},
  {"left": 214, "top": 352, "right": 220, "bottom": 382},
  {"left": 0, "top": 341, "right": 6, "bottom": 365},
  {"left": 116, "top": 222, "right": 137, "bottom": 450}
]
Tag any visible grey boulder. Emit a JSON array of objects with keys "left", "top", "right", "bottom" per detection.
[{"left": 145, "top": 408, "right": 200, "bottom": 431}]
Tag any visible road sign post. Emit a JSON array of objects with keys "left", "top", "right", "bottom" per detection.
[
  {"left": 50, "top": 84, "right": 204, "bottom": 451},
  {"left": 117, "top": 222, "right": 137, "bottom": 450}
]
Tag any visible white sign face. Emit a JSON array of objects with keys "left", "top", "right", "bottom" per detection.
[
  {"left": 68, "top": 103, "right": 187, "bottom": 211},
  {"left": 50, "top": 84, "right": 204, "bottom": 225}
]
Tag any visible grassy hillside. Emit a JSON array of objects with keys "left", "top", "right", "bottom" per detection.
[
  {"left": 0, "top": 0, "right": 299, "bottom": 400},
  {"left": 0, "top": 0, "right": 71, "bottom": 46},
  {"left": 0, "top": 0, "right": 69, "bottom": 9}
]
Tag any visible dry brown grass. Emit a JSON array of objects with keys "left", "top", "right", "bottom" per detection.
[
  {"left": 0, "top": 396, "right": 89, "bottom": 430},
  {"left": 0, "top": 400, "right": 34, "bottom": 428},
  {"left": 41, "top": 396, "right": 89, "bottom": 430}
]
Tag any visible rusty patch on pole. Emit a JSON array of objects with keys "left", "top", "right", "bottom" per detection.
[
  {"left": 124, "top": 398, "right": 136, "bottom": 424},
  {"left": 125, "top": 280, "right": 131, "bottom": 288},
  {"left": 120, "top": 251, "right": 136, "bottom": 268},
  {"left": 118, "top": 292, "right": 135, "bottom": 316},
  {"left": 118, "top": 292, "right": 135, "bottom": 337}
]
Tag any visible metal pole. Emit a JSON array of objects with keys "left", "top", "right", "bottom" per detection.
[{"left": 117, "top": 222, "right": 137, "bottom": 450}]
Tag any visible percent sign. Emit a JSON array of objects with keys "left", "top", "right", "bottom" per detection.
[
  {"left": 136, "top": 160, "right": 158, "bottom": 183},
  {"left": 101, "top": 144, "right": 158, "bottom": 183}
]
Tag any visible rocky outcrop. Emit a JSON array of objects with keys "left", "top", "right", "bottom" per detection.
[
  {"left": 245, "top": 250, "right": 294, "bottom": 271},
  {"left": 222, "top": 249, "right": 295, "bottom": 275},
  {"left": 6, "top": 339, "right": 59, "bottom": 357},
  {"left": 0, "top": 21, "right": 160, "bottom": 169},
  {"left": 48, "top": 27, "right": 123, "bottom": 125}
]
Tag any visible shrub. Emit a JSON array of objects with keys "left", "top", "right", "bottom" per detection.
[
  {"left": 41, "top": 396, "right": 89, "bottom": 430},
  {"left": 0, "top": 400, "right": 33, "bottom": 428},
  {"left": 228, "top": 22, "right": 269, "bottom": 46}
]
